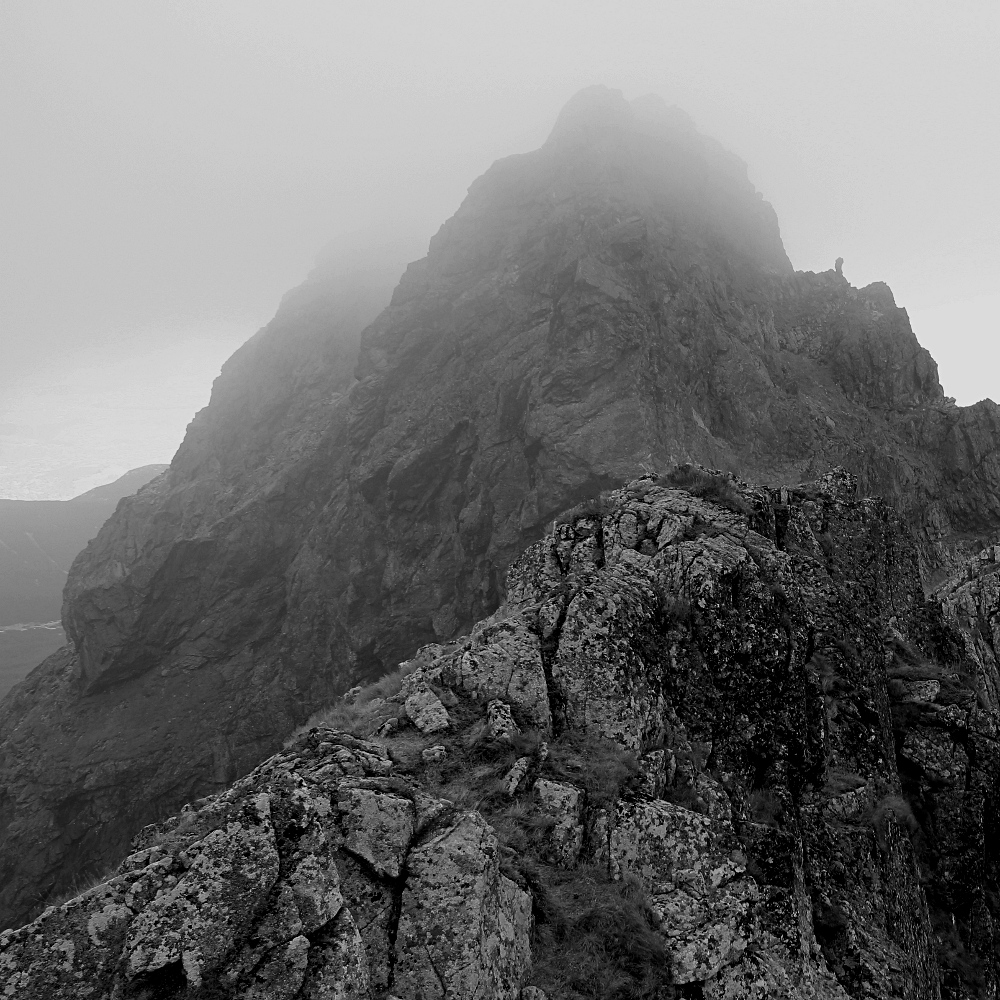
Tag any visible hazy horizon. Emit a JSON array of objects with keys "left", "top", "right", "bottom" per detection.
[{"left": 2, "top": 2, "right": 998, "bottom": 498}]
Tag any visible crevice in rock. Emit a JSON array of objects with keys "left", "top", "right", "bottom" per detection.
[
  {"left": 538, "top": 595, "right": 571, "bottom": 736},
  {"left": 773, "top": 502, "right": 790, "bottom": 551},
  {"left": 337, "top": 845, "right": 404, "bottom": 893},
  {"left": 675, "top": 981, "right": 706, "bottom": 998},
  {"left": 425, "top": 944, "right": 448, "bottom": 997},
  {"left": 383, "top": 878, "right": 405, "bottom": 991},
  {"left": 126, "top": 959, "right": 186, "bottom": 999}
]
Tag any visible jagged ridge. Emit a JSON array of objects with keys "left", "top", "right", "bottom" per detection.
[
  {"left": 4, "top": 469, "right": 997, "bottom": 997},
  {"left": 4, "top": 85, "right": 1000, "bottom": 939}
]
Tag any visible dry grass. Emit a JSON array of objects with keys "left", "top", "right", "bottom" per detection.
[
  {"left": 541, "top": 730, "right": 639, "bottom": 808},
  {"left": 147, "top": 809, "right": 203, "bottom": 850},
  {"left": 42, "top": 869, "right": 119, "bottom": 910},
  {"left": 824, "top": 770, "right": 866, "bottom": 796},
  {"left": 931, "top": 908, "right": 988, "bottom": 994},
  {"left": 748, "top": 788, "right": 785, "bottom": 828},
  {"left": 553, "top": 491, "right": 616, "bottom": 527},
  {"left": 281, "top": 662, "right": 672, "bottom": 996},
  {"left": 886, "top": 639, "right": 979, "bottom": 712},
  {"left": 526, "top": 864, "right": 674, "bottom": 999},
  {"left": 487, "top": 800, "right": 559, "bottom": 857},
  {"left": 660, "top": 465, "right": 750, "bottom": 515},
  {"left": 285, "top": 664, "right": 414, "bottom": 745},
  {"left": 865, "top": 793, "right": 920, "bottom": 851}
]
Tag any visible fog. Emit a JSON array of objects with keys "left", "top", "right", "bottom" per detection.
[{"left": 2, "top": 1, "right": 998, "bottom": 498}]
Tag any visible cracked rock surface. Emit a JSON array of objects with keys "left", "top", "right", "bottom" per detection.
[
  {"left": 6, "top": 469, "right": 999, "bottom": 997},
  {"left": 0, "top": 733, "right": 530, "bottom": 999}
]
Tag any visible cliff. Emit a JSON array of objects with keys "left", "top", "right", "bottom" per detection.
[
  {"left": 0, "top": 465, "right": 166, "bottom": 628},
  {"left": 3, "top": 85, "right": 1000, "bottom": 937},
  {"left": 0, "top": 466, "right": 168, "bottom": 700},
  {"left": 3, "top": 470, "right": 997, "bottom": 998}
]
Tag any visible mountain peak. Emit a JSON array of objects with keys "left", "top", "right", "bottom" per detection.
[
  {"left": 546, "top": 85, "right": 697, "bottom": 147},
  {"left": 3, "top": 88, "right": 1000, "bottom": 993},
  {"left": 546, "top": 84, "right": 630, "bottom": 142}
]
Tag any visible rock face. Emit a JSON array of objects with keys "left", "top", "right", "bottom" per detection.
[
  {"left": 0, "top": 731, "right": 531, "bottom": 999},
  {"left": 4, "top": 470, "right": 997, "bottom": 997},
  {"left": 0, "top": 236, "right": 414, "bottom": 928},
  {"left": 0, "top": 464, "right": 167, "bottom": 629},
  {"left": 5, "top": 84, "right": 1000, "bottom": 934}
]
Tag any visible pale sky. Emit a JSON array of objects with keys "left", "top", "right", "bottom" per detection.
[{"left": 2, "top": 1, "right": 998, "bottom": 497}]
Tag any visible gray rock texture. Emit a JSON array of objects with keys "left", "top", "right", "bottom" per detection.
[
  {"left": 0, "top": 732, "right": 530, "bottom": 999},
  {"left": 5, "top": 470, "right": 998, "bottom": 997},
  {"left": 5, "top": 85, "right": 1000, "bottom": 945}
]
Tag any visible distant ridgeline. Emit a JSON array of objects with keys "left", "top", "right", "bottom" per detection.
[{"left": 0, "top": 465, "right": 166, "bottom": 626}]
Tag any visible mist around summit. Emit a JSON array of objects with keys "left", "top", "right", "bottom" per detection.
[
  {"left": 2, "top": 3, "right": 1000, "bottom": 992},
  {"left": 3, "top": 80, "right": 1000, "bottom": 996},
  {"left": 2, "top": 2, "right": 999, "bottom": 506}
]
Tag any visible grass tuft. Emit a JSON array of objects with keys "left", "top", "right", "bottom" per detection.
[
  {"left": 542, "top": 730, "right": 640, "bottom": 808},
  {"left": 284, "top": 664, "right": 414, "bottom": 745},
  {"left": 43, "top": 869, "right": 118, "bottom": 910},
  {"left": 660, "top": 465, "right": 751, "bottom": 515},
  {"left": 748, "top": 788, "right": 784, "bottom": 828},
  {"left": 526, "top": 865, "right": 674, "bottom": 999},
  {"left": 554, "top": 492, "right": 616, "bottom": 527},
  {"left": 865, "top": 793, "right": 920, "bottom": 851},
  {"left": 824, "top": 770, "right": 866, "bottom": 796}
]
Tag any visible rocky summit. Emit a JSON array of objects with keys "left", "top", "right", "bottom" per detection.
[
  {"left": 2, "top": 84, "right": 1000, "bottom": 995},
  {"left": 3, "top": 469, "right": 999, "bottom": 998}
]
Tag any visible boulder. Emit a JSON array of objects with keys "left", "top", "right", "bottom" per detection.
[
  {"left": 502, "top": 757, "right": 532, "bottom": 797},
  {"left": 125, "top": 794, "right": 280, "bottom": 988},
  {"left": 486, "top": 699, "right": 522, "bottom": 742},
  {"left": 394, "top": 812, "right": 532, "bottom": 999},
  {"left": 404, "top": 686, "right": 450, "bottom": 734},
  {"left": 442, "top": 616, "right": 552, "bottom": 731},
  {"left": 421, "top": 744, "right": 448, "bottom": 763},
  {"left": 335, "top": 785, "right": 415, "bottom": 879},
  {"left": 300, "top": 909, "right": 372, "bottom": 1000},
  {"left": 532, "top": 779, "right": 585, "bottom": 868}
]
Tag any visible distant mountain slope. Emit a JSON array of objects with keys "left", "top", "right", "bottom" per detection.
[
  {"left": 0, "top": 464, "right": 166, "bottom": 626},
  {"left": 65, "top": 466, "right": 169, "bottom": 506},
  {"left": 0, "top": 624, "right": 64, "bottom": 702},
  {"left": 5, "top": 85, "right": 1000, "bottom": 935}
]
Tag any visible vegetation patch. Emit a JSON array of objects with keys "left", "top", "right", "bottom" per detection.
[
  {"left": 540, "top": 730, "right": 640, "bottom": 808},
  {"left": 747, "top": 788, "right": 785, "bottom": 828},
  {"left": 554, "top": 491, "right": 616, "bottom": 527},
  {"left": 930, "top": 907, "right": 988, "bottom": 996},
  {"left": 662, "top": 596, "right": 693, "bottom": 625},
  {"left": 885, "top": 638, "right": 978, "bottom": 710},
  {"left": 43, "top": 870, "right": 119, "bottom": 910},
  {"left": 289, "top": 659, "right": 670, "bottom": 996},
  {"left": 285, "top": 663, "right": 415, "bottom": 745},
  {"left": 824, "top": 770, "right": 867, "bottom": 796},
  {"left": 864, "top": 793, "right": 920, "bottom": 852},
  {"left": 525, "top": 864, "right": 674, "bottom": 999},
  {"left": 659, "top": 465, "right": 751, "bottom": 515}
]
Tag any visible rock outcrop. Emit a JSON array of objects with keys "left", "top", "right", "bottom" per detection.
[
  {"left": 0, "top": 731, "right": 531, "bottom": 999},
  {"left": 4, "top": 85, "right": 1000, "bottom": 935},
  {"left": 0, "top": 465, "right": 166, "bottom": 630},
  {"left": 4, "top": 470, "right": 997, "bottom": 997}
]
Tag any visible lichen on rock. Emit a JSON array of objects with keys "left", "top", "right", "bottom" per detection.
[
  {"left": 393, "top": 811, "right": 532, "bottom": 1000},
  {"left": 3, "top": 467, "right": 998, "bottom": 997}
]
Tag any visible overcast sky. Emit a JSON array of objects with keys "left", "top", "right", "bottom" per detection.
[{"left": 2, "top": 1, "right": 998, "bottom": 497}]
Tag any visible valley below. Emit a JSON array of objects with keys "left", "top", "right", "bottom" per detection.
[{"left": 0, "top": 623, "right": 65, "bottom": 701}]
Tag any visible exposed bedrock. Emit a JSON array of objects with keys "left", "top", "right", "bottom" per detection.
[
  {"left": 2, "top": 85, "right": 1000, "bottom": 930},
  {"left": 4, "top": 471, "right": 997, "bottom": 996}
]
